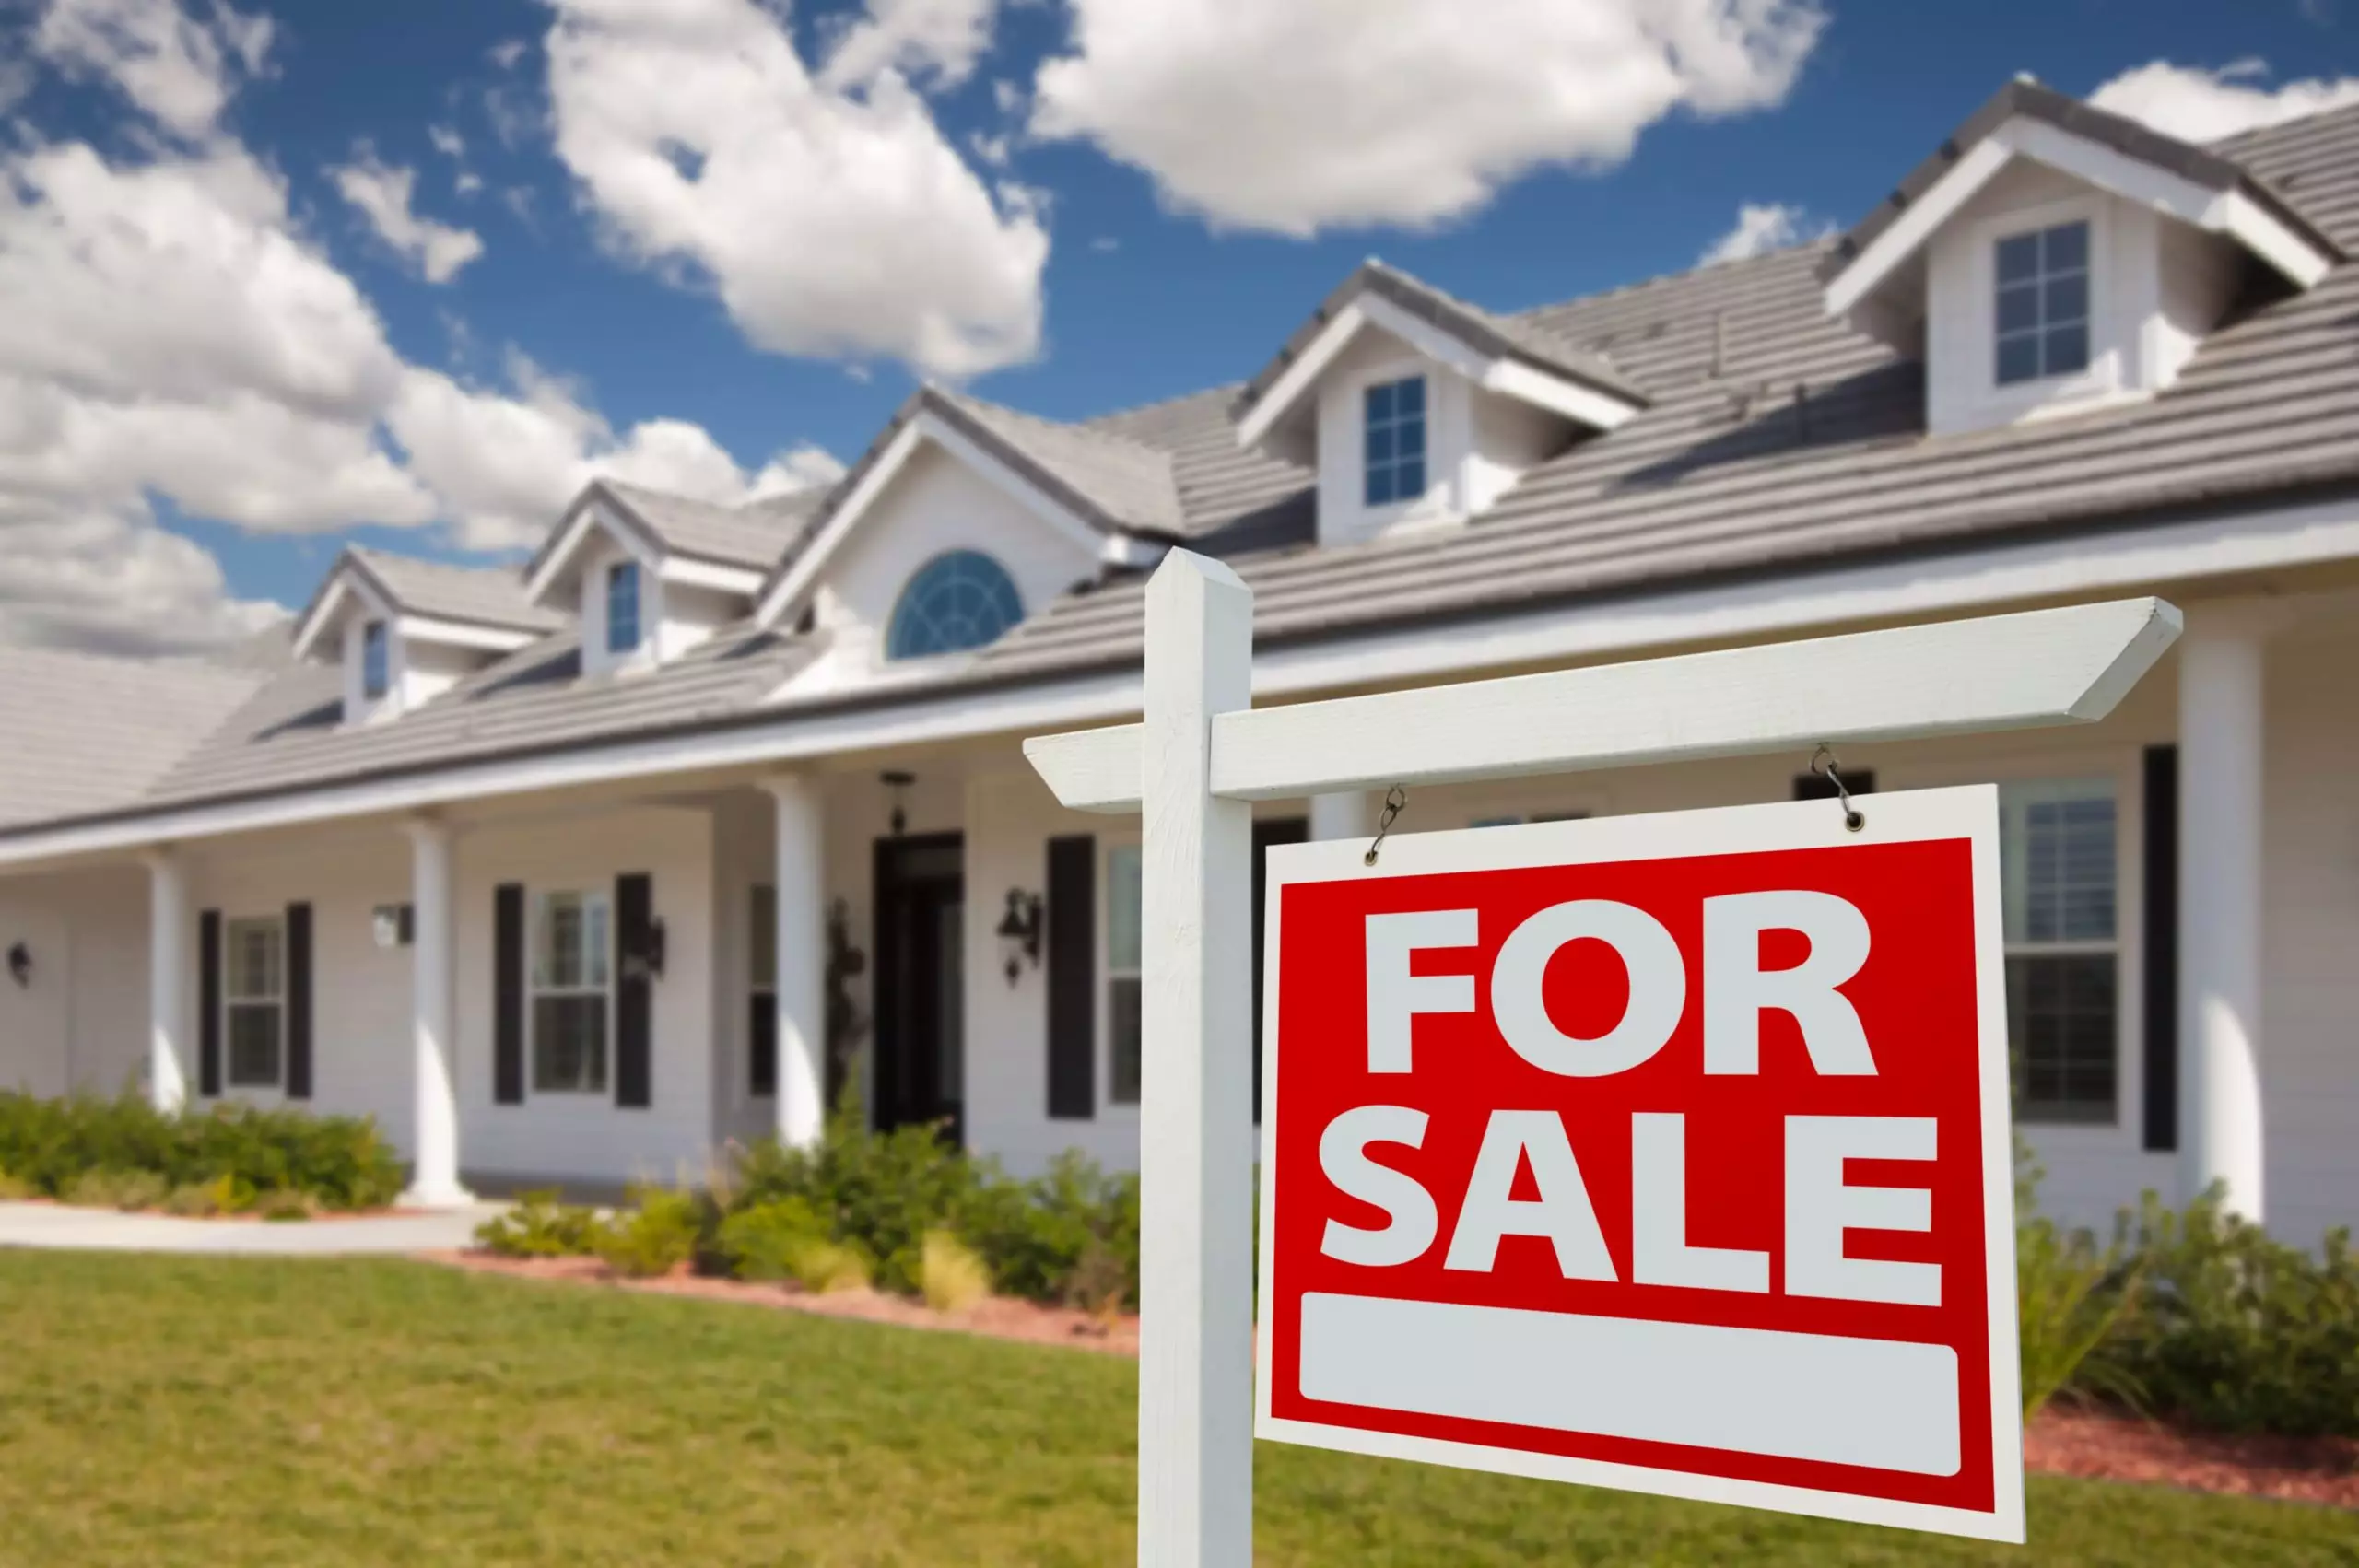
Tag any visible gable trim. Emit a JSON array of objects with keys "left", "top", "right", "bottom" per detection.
[
  {"left": 1234, "top": 291, "right": 1642, "bottom": 453},
  {"left": 289, "top": 568, "right": 395, "bottom": 663},
  {"left": 753, "top": 410, "right": 1116, "bottom": 629},
  {"left": 523, "top": 494, "right": 664, "bottom": 607},
  {"left": 1826, "top": 112, "right": 2337, "bottom": 321}
]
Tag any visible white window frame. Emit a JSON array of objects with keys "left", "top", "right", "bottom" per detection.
[
  {"left": 1883, "top": 743, "right": 2142, "bottom": 1145},
  {"left": 604, "top": 561, "right": 642, "bottom": 657},
  {"left": 360, "top": 619, "right": 391, "bottom": 702},
  {"left": 221, "top": 914, "right": 286, "bottom": 1094},
  {"left": 529, "top": 887, "right": 613, "bottom": 1096},
  {"left": 1999, "top": 775, "right": 2124, "bottom": 1128},
  {"left": 1099, "top": 834, "right": 1144, "bottom": 1118},
  {"left": 1360, "top": 371, "right": 1430, "bottom": 511},
  {"left": 1344, "top": 355, "right": 1449, "bottom": 534},
  {"left": 1966, "top": 193, "right": 2118, "bottom": 419}
]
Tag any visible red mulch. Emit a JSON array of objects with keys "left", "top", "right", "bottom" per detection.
[
  {"left": 2026, "top": 1404, "right": 2358, "bottom": 1507},
  {"left": 423, "top": 1251, "right": 2355, "bottom": 1507}
]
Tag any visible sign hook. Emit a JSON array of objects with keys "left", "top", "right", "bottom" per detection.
[
  {"left": 1809, "top": 743, "right": 1867, "bottom": 834},
  {"left": 1364, "top": 784, "right": 1409, "bottom": 866}
]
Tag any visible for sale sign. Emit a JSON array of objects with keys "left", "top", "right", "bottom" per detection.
[{"left": 1254, "top": 787, "right": 2024, "bottom": 1542}]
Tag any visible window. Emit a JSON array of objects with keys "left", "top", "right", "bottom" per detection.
[
  {"left": 1994, "top": 220, "right": 2091, "bottom": 387},
  {"left": 1107, "top": 842, "right": 1143, "bottom": 1106},
  {"left": 748, "top": 883, "right": 777, "bottom": 1097},
  {"left": 2001, "top": 778, "right": 2118, "bottom": 1123},
  {"left": 886, "top": 549, "right": 1023, "bottom": 661},
  {"left": 532, "top": 889, "right": 611, "bottom": 1094},
  {"left": 605, "top": 561, "right": 641, "bottom": 655},
  {"left": 1363, "top": 376, "right": 1427, "bottom": 507},
  {"left": 223, "top": 917, "right": 284, "bottom": 1089},
  {"left": 360, "top": 620, "right": 390, "bottom": 701}
]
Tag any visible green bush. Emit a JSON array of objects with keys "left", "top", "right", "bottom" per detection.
[
  {"left": 252, "top": 1188, "right": 318, "bottom": 1223},
  {"left": 2016, "top": 1214, "right": 2142, "bottom": 1420},
  {"left": 715, "top": 1197, "right": 828, "bottom": 1281},
  {"left": 2100, "top": 1189, "right": 2359, "bottom": 1437},
  {"left": 921, "top": 1229, "right": 991, "bottom": 1313},
  {"left": 475, "top": 1190, "right": 607, "bottom": 1258},
  {"left": 0, "top": 1090, "right": 403, "bottom": 1211},
  {"left": 0, "top": 1167, "right": 31, "bottom": 1200},
  {"left": 725, "top": 1119, "right": 1139, "bottom": 1308},
  {"left": 61, "top": 1166, "right": 170, "bottom": 1211},
  {"left": 595, "top": 1188, "right": 700, "bottom": 1279}
]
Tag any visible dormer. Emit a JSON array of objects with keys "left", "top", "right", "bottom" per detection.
[
  {"left": 752, "top": 388, "right": 1173, "bottom": 691},
  {"left": 289, "top": 548, "right": 561, "bottom": 725},
  {"left": 1232, "top": 262, "right": 1649, "bottom": 547},
  {"left": 524, "top": 480, "right": 823, "bottom": 678},
  {"left": 1823, "top": 78, "right": 2341, "bottom": 438}
]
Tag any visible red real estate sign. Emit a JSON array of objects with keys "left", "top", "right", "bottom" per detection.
[{"left": 1254, "top": 787, "right": 2025, "bottom": 1543}]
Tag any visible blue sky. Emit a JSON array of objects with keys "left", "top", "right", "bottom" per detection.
[{"left": 4, "top": 0, "right": 2355, "bottom": 649}]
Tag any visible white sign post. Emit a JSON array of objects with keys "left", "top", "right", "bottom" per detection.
[{"left": 1026, "top": 549, "right": 2179, "bottom": 1564}]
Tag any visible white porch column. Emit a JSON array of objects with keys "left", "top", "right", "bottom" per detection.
[
  {"left": 404, "top": 817, "right": 472, "bottom": 1208},
  {"left": 764, "top": 774, "right": 827, "bottom": 1150},
  {"left": 1308, "top": 790, "right": 1378, "bottom": 844},
  {"left": 2177, "top": 611, "right": 2268, "bottom": 1218},
  {"left": 143, "top": 848, "right": 189, "bottom": 1113}
]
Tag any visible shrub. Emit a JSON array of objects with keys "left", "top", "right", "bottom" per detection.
[
  {"left": 921, "top": 1229, "right": 991, "bottom": 1314},
  {"left": 0, "top": 1090, "right": 403, "bottom": 1211},
  {"left": 252, "top": 1188, "right": 318, "bottom": 1223},
  {"left": 475, "top": 1190, "right": 606, "bottom": 1258},
  {"left": 2015, "top": 1214, "right": 2142, "bottom": 1420},
  {"left": 595, "top": 1188, "right": 700, "bottom": 1279},
  {"left": 61, "top": 1167, "right": 170, "bottom": 1211},
  {"left": 0, "top": 1167, "right": 32, "bottom": 1200},
  {"left": 788, "top": 1237, "right": 874, "bottom": 1293},
  {"left": 2102, "top": 1189, "right": 2359, "bottom": 1437},
  {"left": 160, "top": 1181, "right": 221, "bottom": 1217},
  {"left": 715, "top": 1197, "right": 828, "bottom": 1281}
]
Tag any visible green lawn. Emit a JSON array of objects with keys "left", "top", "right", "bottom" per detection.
[{"left": 0, "top": 1255, "right": 2347, "bottom": 1567}]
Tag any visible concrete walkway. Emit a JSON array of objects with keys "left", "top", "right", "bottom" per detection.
[{"left": 0, "top": 1199, "right": 503, "bottom": 1256}]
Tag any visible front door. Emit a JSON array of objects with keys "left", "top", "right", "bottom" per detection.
[{"left": 872, "top": 833, "right": 965, "bottom": 1140}]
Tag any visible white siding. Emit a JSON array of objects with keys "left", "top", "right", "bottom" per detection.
[
  {"left": 0, "top": 865, "right": 148, "bottom": 1098},
  {"left": 454, "top": 805, "right": 717, "bottom": 1185}
]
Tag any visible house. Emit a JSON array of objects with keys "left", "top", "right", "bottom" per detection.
[{"left": 0, "top": 79, "right": 2353, "bottom": 1243}]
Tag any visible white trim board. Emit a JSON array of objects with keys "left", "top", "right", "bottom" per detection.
[{"left": 0, "top": 489, "right": 2352, "bottom": 872}]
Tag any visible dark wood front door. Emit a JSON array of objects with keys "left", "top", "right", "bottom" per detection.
[{"left": 872, "top": 833, "right": 965, "bottom": 1140}]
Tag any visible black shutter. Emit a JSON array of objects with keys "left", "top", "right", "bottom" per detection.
[
  {"left": 616, "top": 872, "right": 653, "bottom": 1109},
  {"left": 198, "top": 909, "right": 222, "bottom": 1098},
  {"left": 494, "top": 883, "right": 525, "bottom": 1106},
  {"left": 749, "top": 992, "right": 778, "bottom": 1098},
  {"left": 2142, "top": 745, "right": 2179, "bottom": 1153},
  {"left": 1046, "top": 835, "right": 1096, "bottom": 1119},
  {"left": 284, "top": 903, "right": 313, "bottom": 1100},
  {"left": 1252, "top": 818, "right": 1310, "bottom": 1123}
]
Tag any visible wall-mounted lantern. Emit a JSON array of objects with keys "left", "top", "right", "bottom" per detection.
[
  {"left": 6, "top": 942, "right": 29, "bottom": 989},
  {"left": 372, "top": 903, "right": 416, "bottom": 949},
  {"left": 881, "top": 770, "right": 916, "bottom": 837},
  {"left": 995, "top": 889, "right": 1043, "bottom": 984}
]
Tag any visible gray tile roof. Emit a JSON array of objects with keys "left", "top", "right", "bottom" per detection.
[
  {"left": 346, "top": 547, "right": 564, "bottom": 635},
  {"left": 599, "top": 481, "right": 827, "bottom": 573},
  {"left": 6, "top": 87, "right": 2359, "bottom": 838},
  {"left": 1823, "top": 77, "right": 2341, "bottom": 286},
  {"left": 0, "top": 647, "right": 267, "bottom": 828}
]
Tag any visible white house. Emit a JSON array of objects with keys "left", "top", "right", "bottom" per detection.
[{"left": 0, "top": 80, "right": 2353, "bottom": 1241}]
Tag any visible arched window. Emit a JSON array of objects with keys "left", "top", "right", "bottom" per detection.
[{"left": 886, "top": 550, "right": 1023, "bottom": 660}]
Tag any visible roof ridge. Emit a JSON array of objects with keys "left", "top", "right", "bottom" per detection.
[{"left": 933, "top": 386, "right": 1175, "bottom": 462}]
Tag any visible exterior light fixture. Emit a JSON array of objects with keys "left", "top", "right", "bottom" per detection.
[
  {"left": 5, "top": 942, "right": 28, "bottom": 988},
  {"left": 995, "top": 889, "right": 1043, "bottom": 984},
  {"left": 881, "top": 769, "right": 916, "bottom": 837}
]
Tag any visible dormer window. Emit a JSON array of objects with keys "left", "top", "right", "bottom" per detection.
[
  {"left": 886, "top": 549, "right": 1022, "bottom": 660},
  {"left": 360, "top": 620, "right": 390, "bottom": 702},
  {"left": 604, "top": 561, "right": 641, "bottom": 655},
  {"left": 1994, "top": 220, "right": 2090, "bottom": 387},
  {"left": 1362, "top": 376, "right": 1427, "bottom": 507}
]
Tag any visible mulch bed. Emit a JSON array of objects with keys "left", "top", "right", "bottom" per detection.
[{"left": 427, "top": 1251, "right": 2353, "bottom": 1506}]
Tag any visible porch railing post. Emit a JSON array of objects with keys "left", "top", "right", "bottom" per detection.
[{"left": 1137, "top": 549, "right": 1257, "bottom": 1566}]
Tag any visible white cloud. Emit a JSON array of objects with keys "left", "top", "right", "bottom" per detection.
[
  {"left": 330, "top": 151, "right": 487, "bottom": 283},
  {"left": 428, "top": 123, "right": 466, "bottom": 160},
  {"left": 1030, "top": 0, "right": 1825, "bottom": 236},
  {"left": 0, "top": 0, "right": 838, "bottom": 652},
  {"left": 2089, "top": 58, "right": 2359, "bottom": 145},
  {"left": 1698, "top": 200, "right": 1822, "bottom": 264},
  {"left": 541, "top": 0, "right": 1048, "bottom": 378},
  {"left": 32, "top": 0, "right": 273, "bottom": 142},
  {"left": 819, "top": 0, "right": 998, "bottom": 91},
  {"left": 386, "top": 354, "right": 842, "bottom": 551}
]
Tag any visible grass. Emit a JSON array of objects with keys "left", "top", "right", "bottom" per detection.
[{"left": 0, "top": 1255, "right": 2349, "bottom": 1568}]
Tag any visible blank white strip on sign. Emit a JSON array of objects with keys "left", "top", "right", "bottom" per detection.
[{"left": 1297, "top": 1293, "right": 1961, "bottom": 1477}]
